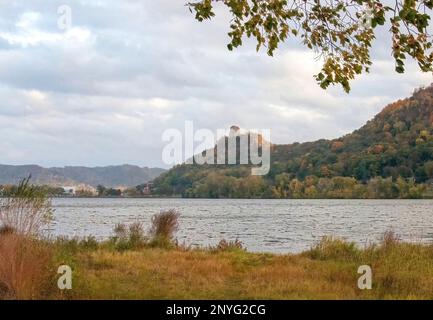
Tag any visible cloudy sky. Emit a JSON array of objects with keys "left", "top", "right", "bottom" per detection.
[{"left": 0, "top": 0, "right": 431, "bottom": 169}]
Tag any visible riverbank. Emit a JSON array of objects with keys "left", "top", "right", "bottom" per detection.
[{"left": 2, "top": 233, "right": 431, "bottom": 300}]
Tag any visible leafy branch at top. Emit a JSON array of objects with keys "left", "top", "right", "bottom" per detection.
[{"left": 187, "top": 0, "right": 433, "bottom": 92}]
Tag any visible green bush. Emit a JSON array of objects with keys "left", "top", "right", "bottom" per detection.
[
  {"left": 304, "top": 236, "right": 361, "bottom": 261},
  {"left": 111, "top": 222, "right": 147, "bottom": 251}
]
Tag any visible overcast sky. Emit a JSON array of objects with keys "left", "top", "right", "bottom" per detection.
[{"left": 0, "top": 0, "right": 431, "bottom": 168}]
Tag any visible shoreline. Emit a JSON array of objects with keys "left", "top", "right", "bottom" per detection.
[
  {"left": 49, "top": 196, "right": 433, "bottom": 200},
  {"left": 5, "top": 233, "right": 433, "bottom": 299}
]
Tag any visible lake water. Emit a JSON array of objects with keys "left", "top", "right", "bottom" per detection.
[{"left": 49, "top": 198, "right": 433, "bottom": 253}]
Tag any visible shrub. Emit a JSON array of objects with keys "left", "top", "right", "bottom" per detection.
[
  {"left": 79, "top": 236, "right": 99, "bottom": 250},
  {"left": 113, "top": 223, "right": 128, "bottom": 240},
  {"left": 109, "top": 210, "right": 181, "bottom": 250},
  {"left": 381, "top": 230, "right": 400, "bottom": 248},
  {"left": 149, "top": 209, "right": 180, "bottom": 242},
  {"left": 304, "top": 236, "right": 360, "bottom": 261},
  {"left": 128, "top": 222, "right": 146, "bottom": 247},
  {"left": 0, "top": 177, "right": 52, "bottom": 237},
  {"left": 148, "top": 210, "right": 180, "bottom": 248},
  {"left": 111, "top": 222, "right": 147, "bottom": 251}
]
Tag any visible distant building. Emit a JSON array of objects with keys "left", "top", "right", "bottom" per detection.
[
  {"left": 75, "top": 184, "right": 97, "bottom": 196},
  {"left": 142, "top": 182, "right": 154, "bottom": 195},
  {"left": 61, "top": 186, "right": 76, "bottom": 196}
]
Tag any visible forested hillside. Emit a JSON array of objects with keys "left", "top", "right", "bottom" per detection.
[{"left": 153, "top": 85, "right": 433, "bottom": 199}]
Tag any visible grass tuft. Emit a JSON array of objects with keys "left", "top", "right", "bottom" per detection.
[
  {"left": 303, "top": 236, "right": 361, "bottom": 261},
  {"left": 148, "top": 209, "right": 180, "bottom": 248},
  {"left": 111, "top": 222, "right": 147, "bottom": 251},
  {"left": 210, "top": 238, "right": 246, "bottom": 252}
]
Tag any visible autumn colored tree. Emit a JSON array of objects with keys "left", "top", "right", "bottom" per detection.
[{"left": 187, "top": 0, "right": 433, "bottom": 92}]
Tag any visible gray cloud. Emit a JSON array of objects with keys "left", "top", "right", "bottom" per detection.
[{"left": 0, "top": 0, "right": 431, "bottom": 168}]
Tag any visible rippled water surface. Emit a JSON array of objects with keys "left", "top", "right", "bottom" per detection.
[{"left": 50, "top": 198, "right": 433, "bottom": 253}]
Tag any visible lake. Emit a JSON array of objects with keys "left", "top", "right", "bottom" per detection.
[{"left": 49, "top": 198, "right": 433, "bottom": 253}]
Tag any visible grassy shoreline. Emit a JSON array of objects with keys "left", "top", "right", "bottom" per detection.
[
  {"left": 2, "top": 230, "right": 433, "bottom": 299},
  {"left": 44, "top": 234, "right": 433, "bottom": 299}
]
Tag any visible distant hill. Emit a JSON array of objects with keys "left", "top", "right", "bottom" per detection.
[
  {"left": 0, "top": 164, "right": 166, "bottom": 187},
  {"left": 270, "top": 85, "right": 433, "bottom": 181},
  {"left": 153, "top": 85, "right": 433, "bottom": 198}
]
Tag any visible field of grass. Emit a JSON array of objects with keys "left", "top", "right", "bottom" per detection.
[{"left": 46, "top": 234, "right": 433, "bottom": 300}]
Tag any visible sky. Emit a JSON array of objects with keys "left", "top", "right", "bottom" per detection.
[{"left": 0, "top": 0, "right": 431, "bottom": 169}]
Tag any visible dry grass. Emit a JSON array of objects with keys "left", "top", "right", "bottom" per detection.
[
  {"left": 210, "top": 238, "right": 246, "bottom": 252},
  {"left": 3, "top": 232, "right": 433, "bottom": 300},
  {"left": 0, "top": 177, "right": 54, "bottom": 300},
  {"left": 0, "top": 234, "right": 53, "bottom": 299},
  {"left": 149, "top": 209, "right": 180, "bottom": 248},
  {"left": 65, "top": 237, "right": 433, "bottom": 300},
  {"left": 0, "top": 177, "right": 52, "bottom": 237},
  {"left": 63, "top": 248, "right": 371, "bottom": 299}
]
